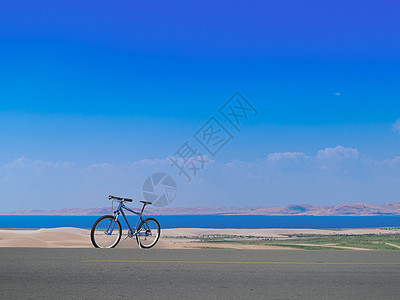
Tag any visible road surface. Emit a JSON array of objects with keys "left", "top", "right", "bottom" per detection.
[{"left": 1, "top": 248, "right": 399, "bottom": 299}]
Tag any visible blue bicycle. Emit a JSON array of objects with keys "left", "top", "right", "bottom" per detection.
[{"left": 90, "top": 195, "right": 160, "bottom": 249}]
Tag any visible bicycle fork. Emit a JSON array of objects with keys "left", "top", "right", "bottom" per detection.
[{"left": 105, "top": 212, "right": 119, "bottom": 236}]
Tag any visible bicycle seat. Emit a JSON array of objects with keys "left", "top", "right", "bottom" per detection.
[
  {"left": 109, "top": 195, "right": 133, "bottom": 202},
  {"left": 140, "top": 201, "right": 152, "bottom": 205}
]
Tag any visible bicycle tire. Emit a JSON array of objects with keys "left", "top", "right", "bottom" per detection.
[
  {"left": 136, "top": 217, "right": 161, "bottom": 249},
  {"left": 91, "top": 215, "right": 122, "bottom": 248}
]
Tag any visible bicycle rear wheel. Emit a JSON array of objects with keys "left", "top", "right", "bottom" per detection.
[
  {"left": 136, "top": 218, "right": 160, "bottom": 249},
  {"left": 91, "top": 215, "right": 122, "bottom": 248}
]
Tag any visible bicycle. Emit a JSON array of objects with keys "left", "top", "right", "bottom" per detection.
[{"left": 90, "top": 195, "right": 161, "bottom": 249}]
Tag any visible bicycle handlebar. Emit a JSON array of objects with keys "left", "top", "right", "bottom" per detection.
[{"left": 108, "top": 195, "right": 133, "bottom": 202}]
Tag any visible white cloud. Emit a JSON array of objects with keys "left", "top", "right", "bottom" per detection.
[
  {"left": 4, "top": 156, "right": 72, "bottom": 170},
  {"left": 317, "top": 146, "right": 359, "bottom": 161},
  {"left": 2, "top": 148, "right": 400, "bottom": 211},
  {"left": 382, "top": 156, "right": 400, "bottom": 166},
  {"left": 224, "top": 159, "right": 259, "bottom": 169},
  {"left": 133, "top": 158, "right": 170, "bottom": 166},
  {"left": 393, "top": 119, "right": 400, "bottom": 134},
  {"left": 267, "top": 152, "right": 307, "bottom": 163},
  {"left": 85, "top": 163, "right": 115, "bottom": 171},
  {"left": 316, "top": 146, "right": 360, "bottom": 172}
]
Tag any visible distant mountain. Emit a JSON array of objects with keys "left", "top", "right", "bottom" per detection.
[{"left": 1, "top": 202, "right": 400, "bottom": 216}]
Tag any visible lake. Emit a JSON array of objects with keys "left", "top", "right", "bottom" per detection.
[{"left": 1, "top": 215, "right": 400, "bottom": 229}]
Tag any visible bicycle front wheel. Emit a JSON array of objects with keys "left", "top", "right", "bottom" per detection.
[
  {"left": 136, "top": 218, "right": 160, "bottom": 249},
  {"left": 91, "top": 215, "right": 122, "bottom": 248}
]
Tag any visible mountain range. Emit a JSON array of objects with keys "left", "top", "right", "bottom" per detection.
[{"left": 1, "top": 202, "right": 400, "bottom": 216}]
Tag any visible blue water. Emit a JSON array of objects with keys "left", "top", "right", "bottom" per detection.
[{"left": 1, "top": 215, "right": 400, "bottom": 229}]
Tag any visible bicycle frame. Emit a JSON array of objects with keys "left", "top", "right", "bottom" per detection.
[{"left": 111, "top": 201, "right": 149, "bottom": 237}]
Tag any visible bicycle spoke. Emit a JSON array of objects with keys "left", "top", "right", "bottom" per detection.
[
  {"left": 136, "top": 218, "right": 160, "bottom": 248},
  {"left": 91, "top": 216, "right": 122, "bottom": 248}
]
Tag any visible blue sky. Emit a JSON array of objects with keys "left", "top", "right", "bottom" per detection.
[{"left": 1, "top": 1, "right": 400, "bottom": 211}]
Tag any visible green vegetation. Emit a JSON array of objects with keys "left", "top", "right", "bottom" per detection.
[
  {"left": 165, "top": 233, "right": 400, "bottom": 250},
  {"left": 278, "top": 234, "right": 400, "bottom": 250},
  {"left": 273, "top": 244, "right": 346, "bottom": 250}
]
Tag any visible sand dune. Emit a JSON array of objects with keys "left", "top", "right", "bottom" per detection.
[
  {"left": 1, "top": 227, "right": 400, "bottom": 249},
  {"left": 0, "top": 228, "right": 90, "bottom": 248}
]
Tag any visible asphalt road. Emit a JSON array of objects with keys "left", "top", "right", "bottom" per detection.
[{"left": 1, "top": 248, "right": 400, "bottom": 299}]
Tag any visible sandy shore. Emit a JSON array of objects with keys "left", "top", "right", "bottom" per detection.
[{"left": 1, "top": 227, "right": 399, "bottom": 249}]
